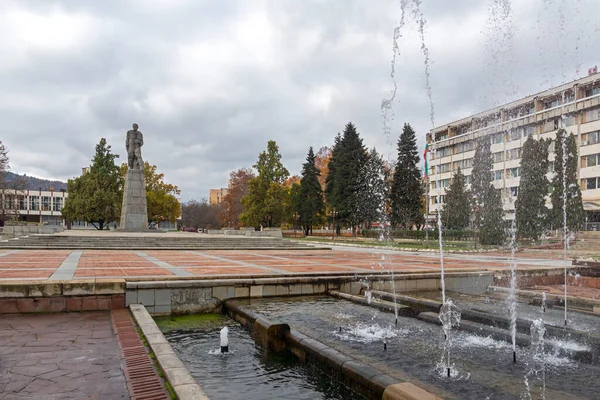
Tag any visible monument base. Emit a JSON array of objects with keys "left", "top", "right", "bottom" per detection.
[{"left": 120, "top": 169, "right": 149, "bottom": 231}]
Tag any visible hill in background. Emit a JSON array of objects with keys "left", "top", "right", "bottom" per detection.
[{"left": 6, "top": 172, "right": 67, "bottom": 192}]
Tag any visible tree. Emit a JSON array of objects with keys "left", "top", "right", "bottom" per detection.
[
  {"left": 471, "top": 136, "right": 494, "bottom": 232},
  {"left": 516, "top": 135, "right": 550, "bottom": 239},
  {"left": 120, "top": 162, "right": 181, "bottom": 228},
  {"left": 314, "top": 146, "right": 332, "bottom": 191},
  {"left": 217, "top": 168, "right": 255, "bottom": 228},
  {"left": 62, "top": 138, "right": 122, "bottom": 230},
  {"left": 389, "top": 123, "right": 423, "bottom": 229},
  {"left": 355, "top": 147, "right": 387, "bottom": 230},
  {"left": 325, "top": 123, "right": 368, "bottom": 234},
  {"left": 479, "top": 186, "right": 505, "bottom": 245},
  {"left": 182, "top": 198, "right": 220, "bottom": 230},
  {"left": 298, "top": 147, "right": 325, "bottom": 236},
  {"left": 441, "top": 167, "right": 470, "bottom": 230},
  {"left": 469, "top": 135, "right": 506, "bottom": 244},
  {"left": 551, "top": 129, "right": 585, "bottom": 232},
  {"left": 241, "top": 140, "right": 290, "bottom": 228}
]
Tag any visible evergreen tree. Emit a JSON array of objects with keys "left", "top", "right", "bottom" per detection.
[
  {"left": 441, "top": 167, "right": 470, "bottom": 230},
  {"left": 325, "top": 123, "right": 368, "bottom": 234},
  {"left": 241, "top": 140, "right": 290, "bottom": 228},
  {"left": 479, "top": 186, "right": 506, "bottom": 245},
  {"left": 62, "top": 138, "right": 122, "bottom": 230},
  {"left": 515, "top": 136, "right": 550, "bottom": 239},
  {"left": 298, "top": 147, "right": 324, "bottom": 236},
  {"left": 390, "top": 123, "right": 423, "bottom": 229},
  {"left": 471, "top": 136, "right": 493, "bottom": 232},
  {"left": 470, "top": 135, "right": 506, "bottom": 244},
  {"left": 551, "top": 129, "right": 585, "bottom": 231},
  {"left": 355, "top": 147, "right": 387, "bottom": 230}
]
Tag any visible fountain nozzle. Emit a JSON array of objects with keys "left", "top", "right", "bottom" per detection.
[
  {"left": 395, "top": 318, "right": 398, "bottom": 326},
  {"left": 513, "top": 350, "right": 516, "bottom": 364},
  {"left": 384, "top": 342, "right": 387, "bottom": 351},
  {"left": 220, "top": 327, "right": 229, "bottom": 354},
  {"left": 447, "top": 367, "right": 451, "bottom": 378},
  {"left": 339, "top": 327, "right": 342, "bottom": 333}
]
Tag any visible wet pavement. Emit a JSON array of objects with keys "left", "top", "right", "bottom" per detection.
[{"left": 0, "top": 312, "right": 128, "bottom": 399}]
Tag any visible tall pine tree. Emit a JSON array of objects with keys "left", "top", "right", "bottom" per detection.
[
  {"left": 355, "top": 148, "right": 387, "bottom": 230},
  {"left": 441, "top": 167, "right": 470, "bottom": 230},
  {"left": 390, "top": 123, "right": 423, "bottom": 229},
  {"left": 298, "top": 147, "right": 324, "bottom": 236},
  {"left": 471, "top": 136, "right": 493, "bottom": 232},
  {"left": 471, "top": 135, "right": 506, "bottom": 244},
  {"left": 515, "top": 136, "right": 550, "bottom": 239},
  {"left": 551, "top": 129, "right": 585, "bottom": 231},
  {"left": 479, "top": 186, "right": 506, "bottom": 245},
  {"left": 325, "top": 123, "right": 368, "bottom": 234}
]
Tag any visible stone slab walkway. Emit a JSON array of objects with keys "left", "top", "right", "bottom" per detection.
[
  {"left": 0, "top": 248, "right": 572, "bottom": 281},
  {"left": 0, "top": 312, "right": 128, "bottom": 399}
]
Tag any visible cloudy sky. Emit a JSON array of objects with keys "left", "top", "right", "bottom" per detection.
[{"left": 1, "top": 0, "right": 598, "bottom": 201}]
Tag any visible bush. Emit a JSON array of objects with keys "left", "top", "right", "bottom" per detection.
[{"left": 362, "top": 229, "right": 476, "bottom": 241}]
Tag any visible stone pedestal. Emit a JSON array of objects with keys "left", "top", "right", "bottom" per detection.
[{"left": 120, "top": 169, "right": 148, "bottom": 231}]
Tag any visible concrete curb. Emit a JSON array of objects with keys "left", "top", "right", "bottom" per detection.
[
  {"left": 291, "top": 240, "right": 498, "bottom": 253},
  {"left": 225, "top": 299, "right": 445, "bottom": 399},
  {"left": 129, "top": 304, "right": 209, "bottom": 400}
]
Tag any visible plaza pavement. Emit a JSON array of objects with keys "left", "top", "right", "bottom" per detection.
[
  {"left": 0, "top": 312, "right": 129, "bottom": 399},
  {"left": 0, "top": 245, "right": 569, "bottom": 281}
]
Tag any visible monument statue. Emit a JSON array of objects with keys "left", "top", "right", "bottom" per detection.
[
  {"left": 126, "top": 123, "right": 144, "bottom": 169},
  {"left": 120, "top": 123, "right": 148, "bottom": 231}
]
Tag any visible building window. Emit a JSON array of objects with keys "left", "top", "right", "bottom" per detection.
[
  {"left": 584, "top": 87, "right": 600, "bottom": 98},
  {"left": 455, "top": 141, "right": 475, "bottom": 154},
  {"left": 465, "top": 175, "right": 471, "bottom": 185},
  {"left": 493, "top": 152, "right": 503, "bottom": 163},
  {"left": 494, "top": 170, "right": 503, "bottom": 181},
  {"left": 491, "top": 133, "right": 503, "bottom": 144},
  {"left": 437, "top": 163, "right": 451, "bottom": 173},
  {"left": 18, "top": 196, "right": 26, "bottom": 210},
  {"left": 584, "top": 131, "right": 599, "bottom": 145},
  {"left": 42, "top": 196, "right": 51, "bottom": 211},
  {"left": 587, "top": 154, "right": 599, "bottom": 167},
  {"left": 587, "top": 177, "right": 598, "bottom": 190},
  {"left": 437, "top": 147, "right": 451, "bottom": 158},
  {"left": 505, "top": 148, "right": 522, "bottom": 160},
  {"left": 507, "top": 167, "right": 521, "bottom": 178},
  {"left": 509, "top": 129, "right": 522, "bottom": 141},
  {"left": 563, "top": 115, "right": 575, "bottom": 127},
  {"left": 29, "top": 196, "right": 39, "bottom": 211},
  {"left": 53, "top": 197, "right": 64, "bottom": 211},
  {"left": 510, "top": 187, "right": 519, "bottom": 197},
  {"left": 585, "top": 109, "right": 600, "bottom": 123},
  {"left": 525, "top": 125, "right": 535, "bottom": 136}
]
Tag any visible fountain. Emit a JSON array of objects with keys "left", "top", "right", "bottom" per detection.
[
  {"left": 220, "top": 326, "right": 229, "bottom": 353},
  {"left": 524, "top": 319, "right": 547, "bottom": 399}
]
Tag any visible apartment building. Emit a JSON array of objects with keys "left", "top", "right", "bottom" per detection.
[
  {"left": 427, "top": 72, "right": 600, "bottom": 230},
  {"left": 209, "top": 188, "right": 228, "bottom": 205}
]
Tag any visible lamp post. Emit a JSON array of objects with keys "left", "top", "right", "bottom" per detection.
[
  {"left": 293, "top": 212, "right": 300, "bottom": 237},
  {"left": 330, "top": 208, "right": 338, "bottom": 240}
]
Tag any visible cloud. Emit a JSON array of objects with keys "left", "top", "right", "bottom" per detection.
[{"left": 0, "top": 0, "right": 598, "bottom": 200}]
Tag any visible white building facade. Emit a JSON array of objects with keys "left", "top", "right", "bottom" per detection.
[
  {"left": 1, "top": 188, "right": 67, "bottom": 225},
  {"left": 428, "top": 73, "right": 600, "bottom": 230}
]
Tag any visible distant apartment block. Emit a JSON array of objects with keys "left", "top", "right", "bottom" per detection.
[
  {"left": 428, "top": 72, "right": 600, "bottom": 230},
  {"left": 209, "top": 188, "right": 228, "bottom": 205}
]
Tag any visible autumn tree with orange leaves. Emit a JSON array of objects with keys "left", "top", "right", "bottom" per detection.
[{"left": 217, "top": 168, "right": 255, "bottom": 228}]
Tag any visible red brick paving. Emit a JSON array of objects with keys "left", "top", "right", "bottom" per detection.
[{"left": 0, "top": 248, "right": 580, "bottom": 280}]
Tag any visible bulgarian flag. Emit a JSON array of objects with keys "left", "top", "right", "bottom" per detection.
[{"left": 423, "top": 143, "right": 429, "bottom": 177}]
